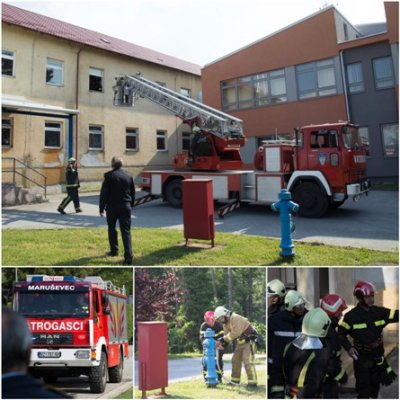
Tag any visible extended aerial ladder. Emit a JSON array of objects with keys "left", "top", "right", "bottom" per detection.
[{"left": 113, "top": 74, "right": 246, "bottom": 171}]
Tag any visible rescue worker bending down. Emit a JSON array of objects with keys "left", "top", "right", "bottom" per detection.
[
  {"left": 320, "top": 294, "right": 348, "bottom": 398},
  {"left": 267, "top": 279, "right": 286, "bottom": 315},
  {"left": 283, "top": 308, "right": 332, "bottom": 399},
  {"left": 200, "top": 311, "right": 225, "bottom": 382},
  {"left": 214, "top": 306, "right": 258, "bottom": 387},
  {"left": 338, "top": 281, "right": 398, "bottom": 399},
  {"left": 268, "top": 290, "right": 307, "bottom": 398}
]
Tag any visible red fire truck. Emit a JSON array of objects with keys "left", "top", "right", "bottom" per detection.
[
  {"left": 12, "top": 275, "right": 129, "bottom": 393},
  {"left": 114, "top": 74, "right": 370, "bottom": 218}
]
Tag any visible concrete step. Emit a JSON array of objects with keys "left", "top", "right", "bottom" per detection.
[{"left": 2, "top": 183, "right": 48, "bottom": 206}]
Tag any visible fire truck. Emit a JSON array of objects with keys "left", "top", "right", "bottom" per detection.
[
  {"left": 12, "top": 275, "right": 129, "bottom": 393},
  {"left": 113, "top": 74, "right": 370, "bottom": 218}
]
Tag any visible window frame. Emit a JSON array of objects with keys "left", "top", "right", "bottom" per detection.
[
  {"left": 358, "top": 126, "right": 371, "bottom": 156},
  {"left": 126, "top": 128, "right": 139, "bottom": 152},
  {"left": 373, "top": 56, "right": 395, "bottom": 90},
  {"left": 182, "top": 132, "right": 191, "bottom": 152},
  {"left": 44, "top": 121, "right": 62, "bottom": 149},
  {"left": 89, "top": 67, "right": 104, "bottom": 92},
  {"left": 346, "top": 62, "right": 365, "bottom": 94},
  {"left": 2, "top": 117, "right": 13, "bottom": 147},
  {"left": 180, "top": 88, "right": 191, "bottom": 98},
  {"left": 156, "top": 130, "right": 167, "bottom": 151},
  {"left": 46, "top": 58, "right": 64, "bottom": 86},
  {"left": 2, "top": 49, "right": 15, "bottom": 77},
  {"left": 88, "top": 124, "right": 104, "bottom": 151},
  {"left": 381, "top": 123, "right": 398, "bottom": 158}
]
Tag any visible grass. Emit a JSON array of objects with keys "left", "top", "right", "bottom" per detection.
[
  {"left": 115, "top": 388, "right": 133, "bottom": 399},
  {"left": 134, "top": 367, "right": 266, "bottom": 399},
  {"left": 2, "top": 227, "right": 398, "bottom": 266}
]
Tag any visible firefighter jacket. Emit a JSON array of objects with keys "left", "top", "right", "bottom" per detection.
[
  {"left": 338, "top": 304, "right": 398, "bottom": 356},
  {"left": 325, "top": 319, "right": 346, "bottom": 382},
  {"left": 65, "top": 166, "right": 80, "bottom": 188},
  {"left": 199, "top": 321, "right": 224, "bottom": 342},
  {"left": 283, "top": 340, "right": 331, "bottom": 398},
  {"left": 268, "top": 309, "right": 306, "bottom": 395},
  {"left": 222, "top": 313, "right": 252, "bottom": 344}
]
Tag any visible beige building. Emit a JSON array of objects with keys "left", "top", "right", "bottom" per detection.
[{"left": 2, "top": 3, "right": 201, "bottom": 192}]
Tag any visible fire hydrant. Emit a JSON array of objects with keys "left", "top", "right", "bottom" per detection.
[
  {"left": 271, "top": 189, "right": 299, "bottom": 259},
  {"left": 202, "top": 328, "right": 219, "bottom": 387}
]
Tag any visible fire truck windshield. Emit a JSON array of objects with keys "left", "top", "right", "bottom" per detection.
[
  {"left": 342, "top": 126, "right": 363, "bottom": 150},
  {"left": 16, "top": 292, "right": 90, "bottom": 317}
]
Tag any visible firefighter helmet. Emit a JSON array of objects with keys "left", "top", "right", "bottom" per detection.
[
  {"left": 320, "top": 294, "right": 347, "bottom": 317},
  {"left": 68, "top": 157, "right": 76, "bottom": 163},
  {"left": 214, "top": 306, "right": 230, "bottom": 320},
  {"left": 302, "top": 308, "right": 331, "bottom": 338},
  {"left": 285, "top": 290, "right": 306, "bottom": 311},
  {"left": 353, "top": 281, "right": 376, "bottom": 298},
  {"left": 192, "top": 126, "right": 201, "bottom": 133},
  {"left": 267, "top": 279, "right": 286, "bottom": 298},
  {"left": 204, "top": 310, "right": 215, "bottom": 325}
]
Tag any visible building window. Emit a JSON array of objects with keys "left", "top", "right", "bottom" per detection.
[
  {"left": 221, "top": 69, "right": 287, "bottom": 111},
  {"left": 373, "top": 57, "right": 394, "bottom": 89},
  {"left": 381, "top": 124, "right": 398, "bottom": 157},
  {"left": 89, "top": 67, "right": 103, "bottom": 92},
  {"left": 343, "top": 23, "right": 349, "bottom": 41},
  {"left": 346, "top": 62, "right": 364, "bottom": 93},
  {"left": 46, "top": 58, "right": 63, "bottom": 85},
  {"left": 89, "top": 125, "right": 103, "bottom": 150},
  {"left": 296, "top": 58, "right": 337, "bottom": 99},
  {"left": 44, "top": 122, "right": 62, "bottom": 148},
  {"left": 126, "top": 128, "right": 139, "bottom": 151},
  {"left": 157, "top": 130, "right": 167, "bottom": 151},
  {"left": 182, "top": 132, "right": 191, "bottom": 151},
  {"left": 180, "top": 88, "right": 191, "bottom": 98},
  {"left": 2, "top": 118, "right": 13, "bottom": 147},
  {"left": 358, "top": 126, "right": 370, "bottom": 155},
  {"left": 2, "top": 50, "right": 15, "bottom": 77}
]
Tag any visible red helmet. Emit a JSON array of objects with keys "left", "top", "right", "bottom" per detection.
[
  {"left": 321, "top": 294, "right": 347, "bottom": 317},
  {"left": 204, "top": 311, "right": 215, "bottom": 325},
  {"left": 353, "top": 281, "right": 376, "bottom": 298}
]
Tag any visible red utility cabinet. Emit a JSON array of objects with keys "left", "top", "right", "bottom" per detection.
[
  {"left": 138, "top": 322, "right": 168, "bottom": 397},
  {"left": 182, "top": 179, "right": 215, "bottom": 247}
]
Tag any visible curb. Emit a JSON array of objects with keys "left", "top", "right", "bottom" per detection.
[{"left": 98, "top": 380, "right": 133, "bottom": 399}]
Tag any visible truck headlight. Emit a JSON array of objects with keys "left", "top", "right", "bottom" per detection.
[{"left": 75, "top": 350, "right": 90, "bottom": 359}]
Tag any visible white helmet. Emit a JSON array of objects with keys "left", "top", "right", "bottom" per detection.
[
  {"left": 267, "top": 279, "right": 286, "bottom": 298},
  {"left": 302, "top": 308, "right": 331, "bottom": 338},
  {"left": 192, "top": 126, "right": 201, "bottom": 133},
  {"left": 285, "top": 290, "right": 306, "bottom": 311},
  {"left": 214, "top": 306, "right": 230, "bottom": 319},
  {"left": 68, "top": 157, "right": 76, "bottom": 163}
]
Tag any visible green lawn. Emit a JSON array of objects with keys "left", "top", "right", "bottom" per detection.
[
  {"left": 134, "top": 367, "right": 266, "bottom": 399},
  {"left": 2, "top": 227, "right": 397, "bottom": 266},
  {"left": 115, "top": 388, "right": 133, "bottom": 399}
]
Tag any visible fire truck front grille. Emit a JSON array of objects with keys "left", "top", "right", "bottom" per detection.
[
  {"left": 349, "top": 169, "right": 365, "bottom": 182},
  {"left": 32, "top": 333, "right": 73, "bottom": 346}
]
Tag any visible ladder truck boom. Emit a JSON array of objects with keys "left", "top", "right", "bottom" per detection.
[{"left": 113, "top": 73, "right": 244, "bottom": 141}]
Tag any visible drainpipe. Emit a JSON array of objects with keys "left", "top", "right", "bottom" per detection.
[
  {"left": 75, "top": 48, "right": 83, "bottom": 161},
  {"left": 339, "top": 50, "right": 351, "bottom": 121}
]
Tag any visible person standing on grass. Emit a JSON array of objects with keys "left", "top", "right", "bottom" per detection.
[
  {"left": 57, "top": 157, "right": 82, "bottom": 215},
  {"left": 99, "top": 156, "right": 135, "bottom": 265}
]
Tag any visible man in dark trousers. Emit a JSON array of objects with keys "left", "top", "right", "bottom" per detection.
[
  {"left": 57, "top": 157, "right": 81, "bottom": 214},
  {"left": 338, "top": 281, "right": 398, "bottom": 399},
  {"left": 99, "top": 156, "right": 135, "bottom": 265},
  {"left": 2, "top": 307, "right": 70, "bottom": 399}
]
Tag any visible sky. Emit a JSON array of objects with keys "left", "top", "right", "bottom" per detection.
[{"left": 5, "top": 0, "right": 389, "bottom": 66}]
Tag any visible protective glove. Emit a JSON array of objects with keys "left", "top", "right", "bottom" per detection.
[
  {"left": 218, "top": 338, "right": 228, "bottom": 348},
  {"left": 376, "top": 356, "right": 397, "bottom": 386}
]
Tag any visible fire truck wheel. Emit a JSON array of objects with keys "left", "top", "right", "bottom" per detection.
[
  {"left": 293, "top": 182, "right": 329, "bottom": 218},
  {"left": 165, "top": 179, "right": 183, "bottom": 208},
  {"left": 108, "top": 350, "right": 123, "bottom": 383},
  {"left": 43, "top": 376, "right": 58, "bottom": 384},
  {"left": 89, "top": 351, "right": 107, "bottom": 393}
]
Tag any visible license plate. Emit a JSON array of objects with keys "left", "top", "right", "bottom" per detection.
[{"left": 38, "top": 351, "right": 61, "bottom": 358}]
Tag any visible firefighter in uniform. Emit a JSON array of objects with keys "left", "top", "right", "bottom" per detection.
[
  {"left": 57, "top": 157, "right": 82, "bottom": 214},
  {"left": 200, "top": 311, "right": 225, "bottom": 382},
  {"left": 338, "top": 281, "right": 398, "bottom": 399},
  {"left": 268, "top": 290, "right": 307, "bottom": 398},
  {"left": 214, "top": 306, "right": 258, "bottom": 387},
  {"left": 268, "top": 279, "right": 286, "bottom": 315},
  {"left": 282, "top": 307, "right": 332, "bottom": 399},
  {"left": 320, "top": 294, "right": 348, "bottom": 398}
]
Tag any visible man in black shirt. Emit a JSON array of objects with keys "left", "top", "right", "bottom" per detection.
[
  {"left": 99, "top": 156, "right": 135, "bottom": 265},
  {"left": 338, "top": 280, "right": 398, "bottom": 398},
  {"left": 200, "top": 311, "right": 224, "bottom": 382}
]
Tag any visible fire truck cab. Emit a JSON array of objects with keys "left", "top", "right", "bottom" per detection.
[{"left": 12, "top": 275, "right": 129, "bottom": 393}]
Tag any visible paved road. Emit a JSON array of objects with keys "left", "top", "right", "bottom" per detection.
[
  {"left": 2, "top": 190, "right": 398, "bottom": 251},
  {"left": 50, "top": 345, "right": 133, "bottom": 399}
]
